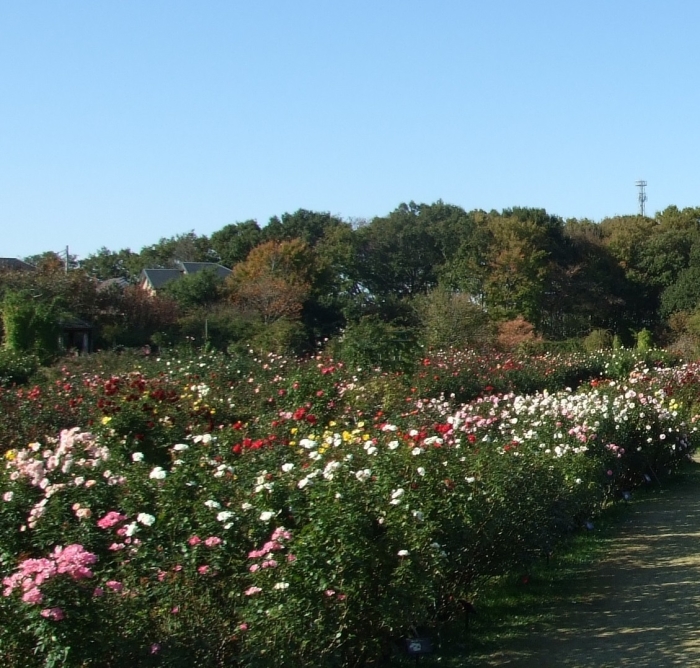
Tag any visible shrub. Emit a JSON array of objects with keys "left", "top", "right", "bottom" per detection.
[
  {"left": 415, "top": 288, "right": 493, "bottom": 351},
  {"left": 635, "top": 328, "right": 653, "bottom": 351},
  {"left": 2, "top": 291, "right": 61, "bottom": 360},
  {"left": 0, "top": 350, "right": 40, "bottom": 386},
  {"left": 496, "top": 317, "right": 540, "bottom": 351},
  {"left": 337, "top": 315, "right": 420, "bottom": 372},
  {"left": 583, "top": 329, "right": 613, "bottom": 351}
]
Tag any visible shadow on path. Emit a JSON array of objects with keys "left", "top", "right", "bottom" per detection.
[{"left": 476, "top": 462, "right": 700, "bottom": 667}]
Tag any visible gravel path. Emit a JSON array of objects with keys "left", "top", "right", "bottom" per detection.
[{"left": 472, "top": 461, "right": 700, "bottom": 667}]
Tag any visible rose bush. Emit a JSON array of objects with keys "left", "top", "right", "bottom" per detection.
[{"left": 0, "top": 348, "right": 697, "bottom": 666}]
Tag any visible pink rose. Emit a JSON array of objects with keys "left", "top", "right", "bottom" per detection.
[
  {"left": 40, "top": 607, "right": 64, "bottom": 621},
  {"left": 22, "top": 587, "right": 43, "bottom": 604},
  {"left": 244, "top": 586, "right": 262, "bottom": 596}
]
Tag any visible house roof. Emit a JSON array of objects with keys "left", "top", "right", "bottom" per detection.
[
  {"left": 59, "top": 315, "right": 92, "bottom": 330},
  {"left": 0, "top": 258, "right": 36, "bottom": 271},
  {"left": 140, "top": 262, "right": 232, "bottom": 292},
  {"left": 178, "top": 262, "right": 232, "bottom": 279},
  {"left": 97, "top": 277, "right": 130, "bottom": 292},
  {"left": 141, "top": 268, "right": 184, "bottom": 290}
]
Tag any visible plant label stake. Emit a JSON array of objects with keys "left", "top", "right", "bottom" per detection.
[{"left": 405, "top": 637, "right": 433, "bottom": 664}]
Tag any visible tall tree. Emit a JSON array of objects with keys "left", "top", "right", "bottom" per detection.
[
  {"left": 483, "top": 213, "right": 552, "bottom": 325},
  {"left": 80, "top": 247, "right": 142, "bottom": 282},
  {"left": 262, "top": 209, "right": 347, "bottom": 247},
  {"left": 24, "top": 251, "right": 78, "bottom": 272},
  {"left": 355, "top": 202, "right": 445, "bottom": 299},
  {"left": 161, "top": 267, "right": 224, "bottom": 309},
  {"left": 210, "top": 220, "right": 263, "bottom": 268},
  {"left": 226, "top": 239, "right": 314, "bottom": 325},
  {"left": 139, "top": 231, "right": 217, "bottom": 268}
]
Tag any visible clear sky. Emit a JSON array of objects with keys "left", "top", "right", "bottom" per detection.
[{"left": 2, "top": 1, "right": 699, "bottom": 260}]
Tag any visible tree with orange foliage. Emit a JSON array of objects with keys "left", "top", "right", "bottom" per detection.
[
  {"left": 496, "top": 316, "right": 542, "bottom": 351},
  {"left": 226, "top": 239, "right": 314, "bottom": 325}
]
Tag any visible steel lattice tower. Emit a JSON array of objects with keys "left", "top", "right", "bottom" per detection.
[{"left": 636, "top": 180, "right": 647, "bottom": 217}]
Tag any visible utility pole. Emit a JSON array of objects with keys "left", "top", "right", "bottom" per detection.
[
  {"left": 635, "top": 180, "right": 647, "bottom": 217},
  {"left": 65, "top": 245, "right": 69, "bottom": 273}
]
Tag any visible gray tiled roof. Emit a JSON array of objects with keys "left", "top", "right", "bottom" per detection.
[
  {"left": 0, "top": 258, "right": 36, "bottom": 271},
  {"left": 178, "top": 262, "right": 232, "bottom": 279},
  {"left": 97, "top": 277, "right": 130, "bottom": 292},
  {"left": 141, "top": 268, "right": 184, "bottom": 290},
  {"left": 141, "top": 262, "right": 232, "bottom": 292}
]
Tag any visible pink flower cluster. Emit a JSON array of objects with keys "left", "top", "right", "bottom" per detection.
[
  {"left": 40, "top": 607, "right": 65, "bottom": 620},
  {"left": 5, "top": 429, "right": 118, "bottom": 529},
  {"left": 244, "top": 586, "right": 262, "bottom": 596},
  {"left": 97, "top": 511, "right": 128, "bottom": 529},
  {"left": 187, "top": 535, "right": 223, "bottom": 547},
  {"left": 605, "top": 443, "right": 625, "bottom": 458},
  {"left": 2, "top": 544, "right": 97, "bottom": 611},
  {"left": 7, "top": 428, "right": 107, "bottom": 489},
  {"left": 247, "top": 527, "right": 294, "bottom": 573}
]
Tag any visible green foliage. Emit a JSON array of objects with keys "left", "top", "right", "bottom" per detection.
[
  {"left": 139, "top": 231, "right": 217, "bottom": 268},
  {"left": 415, "top": 287, "right": 493, "bottom": 351},
  {"left": 483, "top": 213, "right": 554, "bottom": 325},
  {"left": 635, "top": 328, "right": 653, "bottom": 351},
  {"left": 177, "top": 305, "right": 257, "bottom": 351},
  {"left": 262, "top": 209, "right": 348, "bottom": 248},
  {"left": 337, "top": 315, "right": 420, "bottom": 372},
  {"left": 0, "top": 350, "right": 40, "bottom": 386},
  {"left": 23, "top": 198, "right": 700, "bottom": 360},
  {"left": 79, "top": 247, "right": 142, "bottom": 281},
  {"left": 95, "top": 287, "right": 179, "bottom": 349},
  {"left": 2, "top": 291, "right": 61, "bottom": 360},
  {"left": 161, "top": 267, "right": 224, "bottom": 309},
  {"left": 210, "top": 220, "right": 263, "bottom": 268},
  {"left": 355, "top": 202, "right": 447, "bottom": 298},
  {"left": 582, "top": 329, "right": 613, "bottom": 352},
  {"left": 249, "top": 318, "right": 308, "bottom": 355},
  {"left": 660, "top": 266, "right": 700, "bottom": 317},
  {"left": 1, "top": 292, "right": 33, "bottom": 351}
]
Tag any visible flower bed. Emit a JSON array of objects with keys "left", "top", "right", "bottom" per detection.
[{"left": 0, "top": 350, "right": 697, "bottom": 666}]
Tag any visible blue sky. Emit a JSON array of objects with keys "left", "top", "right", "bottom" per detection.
[{"left": 2, "top": 1, "right": 699, "bottom": 259}]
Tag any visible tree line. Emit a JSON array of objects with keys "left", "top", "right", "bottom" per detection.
[{"left": 6, "top": 202, "right": 700, "bottom": 361}]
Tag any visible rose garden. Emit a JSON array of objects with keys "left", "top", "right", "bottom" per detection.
[{"left": 0, "top": 346, "right": 698, "bottom": 666}]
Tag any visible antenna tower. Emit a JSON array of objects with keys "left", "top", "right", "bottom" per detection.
[{"left": 636, "top": 180, "right": 647, "bottom": 217}]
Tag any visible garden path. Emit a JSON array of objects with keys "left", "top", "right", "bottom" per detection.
[{"left": 470, "top": 459, "right": 700, "bottom": 667}]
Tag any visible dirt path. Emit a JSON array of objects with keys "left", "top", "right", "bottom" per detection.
[{"left": 470, "top": 461, "right": 700, "bottom": 667}]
